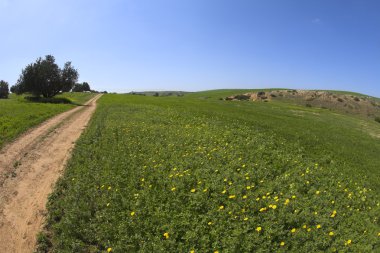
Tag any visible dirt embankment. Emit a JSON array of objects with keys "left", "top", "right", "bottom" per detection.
[
  {"left": 225, "top": 90, "right": 380, "bottom": 118},
  {"left": 0, "top": 94, "right": 102, "bottom": 253}
]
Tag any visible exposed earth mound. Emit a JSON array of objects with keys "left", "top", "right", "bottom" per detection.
[{"left": 226, "top": 90, "right": 380, "bottom": 118}]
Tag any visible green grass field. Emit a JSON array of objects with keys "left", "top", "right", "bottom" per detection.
[
  {"left": 0, "top": 92, "right": 95, "bottom": 147},
  {"left": 42, "top": 91, "right": 380, "bottom": 252}
]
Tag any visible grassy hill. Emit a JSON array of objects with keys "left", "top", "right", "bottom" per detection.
[
  {"left": 224, "top": 89, "right": 380, "bottom": 120},
  {"left": 41, "top": 90, "right": 380, "bottom": 252}
]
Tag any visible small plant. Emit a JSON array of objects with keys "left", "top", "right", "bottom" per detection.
[
  {"left": 35, "top": 232, "right": 51, "bottom": 253},
  {"left": 13, "top": 160, "right": 21, "bottom": 168}
]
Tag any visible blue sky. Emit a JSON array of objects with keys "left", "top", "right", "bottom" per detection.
[{"left": 1, "top": 0, "right": 380, "bottom": 97}]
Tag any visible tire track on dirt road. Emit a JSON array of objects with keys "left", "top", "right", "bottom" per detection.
[{"left": 0, "top": 94, "right": 102, "bottom": 253}]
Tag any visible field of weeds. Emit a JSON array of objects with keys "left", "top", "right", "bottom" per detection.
[{"left": 42, "top": 92, "right": 380, "bottom": 252}]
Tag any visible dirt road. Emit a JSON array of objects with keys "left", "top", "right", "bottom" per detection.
[{"left": 0, "top": 94, "right": 102, "bottom": 253}]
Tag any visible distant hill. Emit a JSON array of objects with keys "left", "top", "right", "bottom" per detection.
[
  {"left": 129, "top": 91, "right": 189, "bottom": 97},
  {"left": 225, "top": 89, "right": 380, "bottom": 119}
]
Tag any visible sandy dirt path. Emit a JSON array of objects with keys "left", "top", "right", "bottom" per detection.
[{"left": 0, "top": 94, "right": 102, "bottom": 253}]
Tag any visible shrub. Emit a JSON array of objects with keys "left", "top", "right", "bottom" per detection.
[
  {"left": 72, "top": 82, "right": 91, "bottom": 92},
  {"left": 24, "top": 96, "right": 72, "bottom": 104},
  {"left": 0, "top": 80, "right": 9, "bottom": 98}
]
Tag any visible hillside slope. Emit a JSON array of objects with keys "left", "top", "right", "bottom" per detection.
[{"left": 225, "top": 89, "right": 380, "bottom": 119}]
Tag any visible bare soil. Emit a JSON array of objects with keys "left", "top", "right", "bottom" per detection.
[{"left": 0, "top": 94, "right": 102, "bottom": 253}]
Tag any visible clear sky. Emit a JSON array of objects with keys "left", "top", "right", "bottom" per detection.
[{"left": 1, "top": 0, "right": 379, "bottom": 97}]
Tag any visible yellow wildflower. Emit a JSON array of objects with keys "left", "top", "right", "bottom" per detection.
[
  {"left": 107, "top": 248, "right": 112, "bottom": 252},
  {"left": 171, "top": 187, "right": 176, "bottom": 191},
  {"left": 284, "top": 199, "right": 290, "bottom": 205},
  {"left": 316, "top": 224, "right": 321, "bottom": 229},
  {"left": 246, "top": 186, "right": 251, "bottom": 190},
  {"left": 292, "top": 195, "right": 296, "bottom": 199},
  {"left": 244, "top": 217, "right": 249, "bottom": 221},
  {"left": 243, "top": 195, "right": 247, "bottom": 199},
  {"left": 291, "top": 228, "right": 296, "bottom": 233},
  {"left": 272, "top": 205, "right": 277, "bottom": 209},
  {"left": 222, "top": 190, "right": 226, "bottom": 194},
  {"left": 108, "top": 186, "right": 111, "bottom": 190},
  {"left": 259, "top": 207, "right": 267, "bottom": 212},
  {"left": 208, "top": 222, "right": 212, "bottom": 225},
  {"left": 280, "top": 241, "right": 285, "bottom": 246},
  {"left": 191, "top": 189, "right": 196, "bottom": 193},
  {"left": 229, "top": 195, "right": 236, "bottom": 199},
  {"left": 130, "top": 211, "right": 135, "bottom": 216},
  {"left": 316, "top": 191, "right": 320, "bottom": 195},
  {"left": 256, "top": 226, "right": 262, "bottom": 232},
  {"left": 329, "top": 231, "right": 334, "bottom": 236},
  {"left": 219, "top": 205, "right": 224, "bottom": 210},
  {"left": 163, "top": 232, "right": 169, "bottom": 239},
  {"left": 345, "top": 239, "right": 352, "bottom": 246}
]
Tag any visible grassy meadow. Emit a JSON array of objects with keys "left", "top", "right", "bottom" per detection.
[
  {"left": 41, "top": 91, "right": 380, "bottom": 252},
  {"left": 0, "top": 92, "right": 95, "bottom": 147}
]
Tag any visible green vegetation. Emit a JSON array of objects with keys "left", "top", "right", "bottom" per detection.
[
  {"left": 0, "top": 92, "right": 95, "bottom": 147},
  {"left": 12, "top": 55, "right": 79, "bottom": 97},
  {"left": 55, "top": 92, "right": 96, "bottom": 105},
  {"left": 44, "top": 92, "right": 380, "bottom": 252},
  {"left": 72, "top": 82, "right": 91, "bottom": 92},
  {"left": 0, "top": 80, "right": 10, "bottom": 99}
]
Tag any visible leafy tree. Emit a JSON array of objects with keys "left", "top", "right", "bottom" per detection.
[
  {"left": 0, "top": 80, "right": 9, "bottom": 98},
  {"left": 61, "top": 62, "right": 79, "bottom": 92},
  {"left": 10, "top": 83, "right": 23, "bottom": 95},
  {"left": 72, "top": 82, "right": 91, "bottom": 92},
  {"left": 15, "top": 55, "right": 79, "bottom": 98}
]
